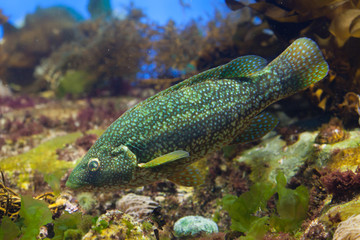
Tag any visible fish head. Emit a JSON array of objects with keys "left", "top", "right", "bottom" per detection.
[{"left": 66, "top": 144, "right": 137, "bottom": 190}]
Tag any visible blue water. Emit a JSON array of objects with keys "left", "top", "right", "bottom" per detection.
[{"left": 1, "top": 0, "right": 228, "bottom": 38}]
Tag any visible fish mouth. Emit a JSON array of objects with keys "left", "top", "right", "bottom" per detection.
[{"left": 65, "top": 179, "right": 82, "bottom": 189}]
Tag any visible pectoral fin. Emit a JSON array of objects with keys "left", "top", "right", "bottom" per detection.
[
  {"left": 168, "top": 164, "right": 204, "bottom": 187},
  {"left": 138, "top": 150, "right": 189, "bottom": 168},
  {"left": 232, "top": 112, "right": 278, "bottom": 144}
]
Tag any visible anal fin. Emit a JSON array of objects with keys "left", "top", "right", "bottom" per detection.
[
  {"left": 232, "top": 112, "right": 278, "bottom": 144},
  {"left": 168, "top": 164, "right": 204, "bottom": 187}
]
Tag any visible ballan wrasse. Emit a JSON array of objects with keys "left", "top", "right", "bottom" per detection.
[{"left": 66, "top": 38, "right": 329, "bottom": 191}]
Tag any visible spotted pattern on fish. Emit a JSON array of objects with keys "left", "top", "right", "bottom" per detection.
[{"left": 66, "top": 38, "right": 329, "bottom": 191}]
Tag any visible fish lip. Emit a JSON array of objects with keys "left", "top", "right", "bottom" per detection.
[{"left": 65, "top": 179, "right": 82, "bottom": 189}]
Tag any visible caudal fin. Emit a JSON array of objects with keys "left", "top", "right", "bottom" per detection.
[{"left": 266, "top": 37, "right": 329, "bottom": 96}]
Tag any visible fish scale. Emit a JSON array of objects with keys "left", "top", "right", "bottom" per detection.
[{"left": 66, "top": 38, "right": 329, "bottom": 190}]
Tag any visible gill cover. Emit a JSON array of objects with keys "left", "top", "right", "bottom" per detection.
[{"left": 111, "top": 145, "right": 137, "bottom": 183}]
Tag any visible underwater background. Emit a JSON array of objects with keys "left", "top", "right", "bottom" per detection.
[{"left": 1, "top": 0, "right": 360, "bottom": 239}]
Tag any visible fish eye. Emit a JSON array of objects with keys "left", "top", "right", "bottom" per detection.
[{"left": 88, "top": 158, "right": 100, "bottom": 172}]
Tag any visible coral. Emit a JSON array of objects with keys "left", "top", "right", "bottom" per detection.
[
  {"left": 315, "top": 118, "right": 349, "bottom": 144},
  {"left": 333, "top": 214, "right": 360, "bottom": 240},
  {"left": 82, "top": 210, "right": 150, "bottom": 240},
  {"left": 77, "top": 192, "right": 98, "bottom": 213},
  {"left": 320, "top": 169, "right": 360, "bottom": 203},
  {"left": 116, "top": 193, "right": 159, "bottom": 222},
  {"left": 173, "top": 215, "right": 218, "bottom": 237}
]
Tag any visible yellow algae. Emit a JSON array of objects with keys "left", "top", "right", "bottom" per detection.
[
  {"left": 2, "top": 132, "right": 81, "bottom": 173},
  {"left": 1, "top": 129, "right": 104, "bottom": 190},
  {"left": 319, "top": 196, "right": 360, "bottom": 227},
  {"left": 328, "top": 147, "right": 360, "bottom": 171}
]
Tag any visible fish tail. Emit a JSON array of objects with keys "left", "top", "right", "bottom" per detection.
[{"left": 265, "top": 37, "right": 329, "bottom": 97}]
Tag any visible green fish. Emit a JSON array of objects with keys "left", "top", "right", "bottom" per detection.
[{"left": 66, "top": 38, "right": 328, "bottom": 191}]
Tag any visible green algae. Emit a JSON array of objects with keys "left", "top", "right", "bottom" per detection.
[
  {"left": 235, "top": 131, "right": 317, "bottom": 183},
  {"left": 1, "top": 129, "right": 104, "bottom": 191},
  {"left": 19, "top": 196, "right": 53, "bottom": 239},
  {"left": 57, "top": 70, "right": 97, "bottom": 97},
  {"left": 0, "top": 216, "right": 20, "bottom": 240},
  {"left": 53, "top": 212, "right": 93, "bottom": 240},
  {"left": 0, "top": 196, "right": 92, "bottom": 240},
  {"left": 221, "top": 172, "right": 309, "bottom": 238}
]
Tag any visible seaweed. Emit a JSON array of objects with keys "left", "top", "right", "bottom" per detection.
[
  {"left": 87, "top": 0, "right": 112, "bottom": 19},
  {"left": 0, "top": 193, "right": 92, "bottom": 239},
  {"left": 1, "top": 132, "right": 82, "bottom": 191},
  {"left": 221, "top": 172, "right": 309, "bottom": 238},
  {"left": 18, "top": 195, "right": 53, "bottom": 239},
  {"left": 0, "top": 7, "right": 78, "bottom": 91},
  {"left": 224, "top": 0, "right": 360, "bottom": 127},
  {"left": 320, "top": 169, "right": 360, "bottom": 203},
  {"left": 0, "top": 9, "right": 8, "bottom": 25},
  {"left": 0, "top": 216, "right": 20, "bottom": 240},
  {"left": 152, "top": 20, "right": 201, "bottom": 78},
  {"left": 52, "top": 212, "right": 92, "bottom": 240},
  {"left": 35, "top": 14, "right": 150, "bottom": 97}
]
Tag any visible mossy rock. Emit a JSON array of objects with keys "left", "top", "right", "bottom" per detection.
[
  {"left": 82, "top": 210, "right": 150, "bottom": 240},
  {"left": 235, "top": 129, "right": 360, "bottom": 183}
]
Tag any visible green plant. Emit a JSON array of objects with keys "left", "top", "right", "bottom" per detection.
[
  {"left": 93, "top": 219, "right": 109, "bottom": 233},
  {"left": 0, "top": 216, "right": 20, "bottom": 240},
  {"left": 19, "top": 195, "right": 53, "bottom": 239},
  {"left": 270, "top": 173, "right": 309, "bottom": 232},
  {"left": 221, "top": 172, "right": 309, "bottom": 239}
]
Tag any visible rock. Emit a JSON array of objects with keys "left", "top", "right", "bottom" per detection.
[{"left": 173, "top": 215, "right": 218, "bottom": 237}]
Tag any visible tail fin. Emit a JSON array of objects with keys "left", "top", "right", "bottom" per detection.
[{"left": 266, "top": 37, "right": 329, "bottom": 96}]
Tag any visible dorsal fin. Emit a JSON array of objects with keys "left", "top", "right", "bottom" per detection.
[{"left": 129, "top": 55, "right": 267, "bottom": 113}]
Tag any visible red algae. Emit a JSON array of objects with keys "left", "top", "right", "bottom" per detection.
[
  {"left": 75, "top": 134, "right": 98, "bottom": 151},
  {"left": 320, "top": 169, "right": 360, "bottom": 203}
]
